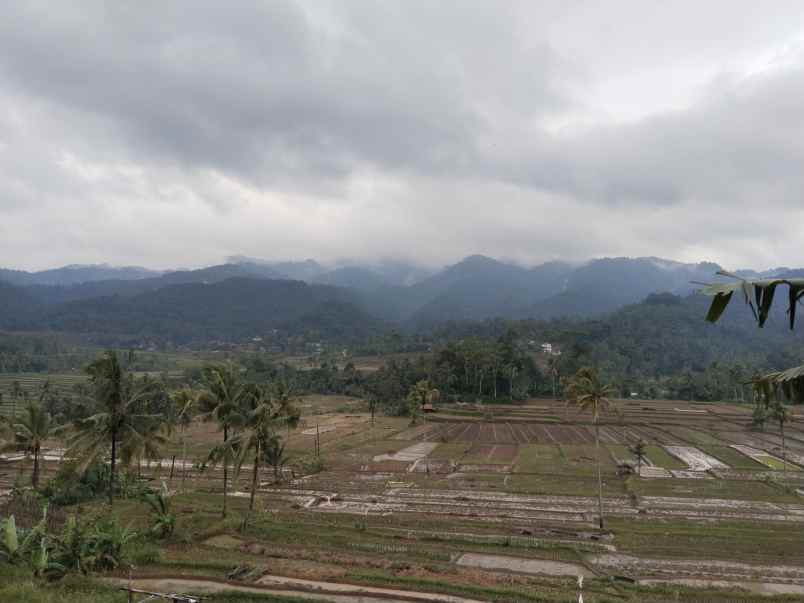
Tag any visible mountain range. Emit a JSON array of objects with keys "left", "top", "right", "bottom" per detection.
[{"left": 0, "top": 255, "right": 798, "bottom": 344}]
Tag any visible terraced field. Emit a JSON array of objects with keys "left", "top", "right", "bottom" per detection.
[
  {"left": 3, "top": 396, "right": 804, "bottom": 602},
  {"left": 0, "top": 372, "right": 86, "bottom": 416}
]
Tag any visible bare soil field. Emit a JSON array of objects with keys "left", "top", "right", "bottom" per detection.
[{"left": 4, "top": 395, "right": 804, "bottom": 602}]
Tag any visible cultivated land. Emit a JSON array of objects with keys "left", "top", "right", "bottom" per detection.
[{"left": 2, "top": 396, "right": 804, "bottom": 602}]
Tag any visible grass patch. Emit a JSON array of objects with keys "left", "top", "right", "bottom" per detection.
[
  {"left": 628, "top": 476, "right": 800, "bottom": 503},
  {"left": 609, "top": 517, "right": 804, "bottom": 564},
  {"left": 644, "top": 445, "right": 687, "bottom": 469},
  {"left": 698, "top": 445, "right": 767, "bottom": 470},
  {"left": 756, "top": 455, "right": 799, "bottom": 470},
  {"left": 513, "top": 445, "right": 563, "bottom": 473},
  {"left": 508, "top": 473, "right": 626, "bottom": 497}
]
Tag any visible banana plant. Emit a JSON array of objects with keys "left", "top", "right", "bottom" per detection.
[
  {"left": 0, "top": 505, "right": 48, "bottom": 564},
  {"left": 53, "top": 516, "right": 94, "bottom": 574},
  {"left": 141, "top": 482, "right": 175, "bottom": 538},
  {"left": 91, "top": 518, "right": 136, "bottom": 570},
  {"left": 30, "top": 536, "right": 66, "bottom": 579},
  {"left": 699, "top": 271, "right": 804, "bottom": 328}
]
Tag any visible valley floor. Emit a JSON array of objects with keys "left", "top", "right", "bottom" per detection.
[{"left": 2, "top": 397, "right": 804, "bottom": 602}]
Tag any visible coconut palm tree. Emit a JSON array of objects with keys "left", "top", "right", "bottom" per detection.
[
  {"left": 3, "top": 401, "right": 61, "bottom": 488},
  {"left": 164, "top": 388, "right": 196, "bottom": 486},
  {"left": 566, "top": 367, "right": 617, "bottom": 530},
  {"left": 198, "top": 364, "right": 248, "bottom": 518},
  {"left": 233, "top": 383, "right": 299, "bottom": 528},
  {"left": 629, "top": 438, "right": 647, "bottom": 475},
  {"left": 68, "top": 351, "right": 167, "bottom": 506},
  {"left": 770, "top": 399, "right": 791, "bottom": 473},
  {"left": 264, "top": 436, "right": 289, "bottom": 482}
]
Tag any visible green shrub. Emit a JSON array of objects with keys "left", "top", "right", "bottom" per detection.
[{"left": 128, "top": 540, "right": 161, "bottom": 565}]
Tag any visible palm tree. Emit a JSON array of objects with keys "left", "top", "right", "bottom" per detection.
[
  {"left": 164, "top": 388, "right": 196, "bottom": 486},
  {"left": 770, "top": 399, "right": 791, "bottom": 473},
  {"left": 4, "top": 401, "right": 61, "bottom": 488},
  {"left": 234, "top": 383, "right": 299, "bottom": 527},
  {"left": 264, "top": 436, "right": 289, "bottom": 482},
  {"left": 367, "top": 396, "right": 380, "bottom": 427},
  {"left": 566, "top": 367, "right": 617, "bottom": 530},
  {"left": 68, "top": 351, "right": 166, "bottom": 506},
  {"left": 629, "top": 438, "right": 647, "bottom": 475},
  {"left": 198, "top": 364, "right": 248, "bottom": 518},
  {"left": 547, "top": 355, "right": 561, "bottom": 399},
  {"left": 10, "top": 381, "right": 26, "bottom": 416}
]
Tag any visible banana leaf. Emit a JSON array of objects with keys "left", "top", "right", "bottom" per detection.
[{"left": 699, "top": 272, "right": 804, "bottom": 329}]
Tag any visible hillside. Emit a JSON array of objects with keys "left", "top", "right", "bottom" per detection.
[
  {"left": 1, "top": 277, "right": 379, "bottom": 345},
  {"left": 3, "top": 255, "right": 802, "bottom": 338},
  {"left": 0, "top": 264, "right": 161, "bottom": 286}
]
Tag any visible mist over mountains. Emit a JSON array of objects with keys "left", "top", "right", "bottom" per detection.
[{"left": 0, "top": 254, "right": 799, "bottom": 344}]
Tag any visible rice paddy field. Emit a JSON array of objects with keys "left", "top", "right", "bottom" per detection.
[{"left": 3, "top": 396, "right": 804, "bottom": 602}]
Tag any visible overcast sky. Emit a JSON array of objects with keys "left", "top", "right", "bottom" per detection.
[{"left": 2, "top": 1, "right": 804, "bottom": 271}]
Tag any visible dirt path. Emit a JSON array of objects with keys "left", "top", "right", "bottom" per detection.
[{"left": 109, "top": 575, "right": 488, "bottom": 603}]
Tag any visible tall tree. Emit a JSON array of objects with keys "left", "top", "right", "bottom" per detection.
[
  {"left": 198, "top": 364, "right": 248, "bottom": 518},
  {"left": 566, "top": 367, "right": 617, "bottom": 530},
  {"left": 4, "top": 401, "right": 61, "bottom": 487},
  {"left": 770, "top": 399, "right": 791, "bottom": 473},
  {"left": 68, "top": 351, "right": 166, "bottom": 506},
  {"left": 234, "top": 383, "right": 299, "bottom": 528},
  {"left": 547, "top": 355, "right": 561, "bottom": 399},
  {"left": 167, "top": 388, "right": 196, "bottom": 487}
]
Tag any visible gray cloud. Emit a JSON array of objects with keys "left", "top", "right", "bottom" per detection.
[{"left": 1, "top": 1, "right": 804, "bottom": 271}]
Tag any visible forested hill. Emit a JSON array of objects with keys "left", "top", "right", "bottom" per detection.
[
  {"left": 0, "top": 278, "right": 381, "bottom": 345},
  {"left": 5, "top": 255, "right": 802, "bottom": 327},
  {"left": 434, "top": 292, "right": 804, "bottom": 380},
  {"left": 3, "top": 255, "right": 804, "bottom": 353}
]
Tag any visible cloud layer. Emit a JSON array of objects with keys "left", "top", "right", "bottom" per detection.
[{"left": 2, "top": 1, "right": 804, "bottom": 270}]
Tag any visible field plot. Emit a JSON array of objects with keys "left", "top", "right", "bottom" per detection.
[
  {"left": 664, "top": 446, "right": 729, "bottom": 471},
  {"left": 731, "top": 445, "right": 801, "bottom": 470},
  {"left": 697, "top": 445, "right": 768, "bottom": 470},
  {"left": 0, "top": 373, "right": 86, "bottom": 416},
  {"left": 407, "top": 420, "right": 637, "bottom": 446},
  {"left": 4, "top": 394, "right": 804, "bottom": 603}
]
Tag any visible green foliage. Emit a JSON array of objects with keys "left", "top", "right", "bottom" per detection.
[
  {"left": 198, "top": 363, "right": 250, "bottom": 518},
  {"left": 263, "top": 436, "right": 288, "bottom": 482},
  {"left": 296, "top": 455, "right": 325, "bottom": 475},
  {"left": 0, "top": 506, "right": 49, "bottom": 565},
  {"left": 68, "top": 351, "right": 168, "bottom": 506},
  {"left": 4, "top": 401, "right": 62, "bottom": 487},
  {"left": 629, "top": 438, "right": 647, "bottom": 473},
  {"left": 141, "top": 484, "right": 175, "bottom": 539},
  {"left": 51, "top": 517, "right": 93, "bottom": 575},
  {"left": 42, "top": 462, "right": 110, "bottom": 507},
  {"left": 87, "top": 518, "right": 135, "bottom": 571}
]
